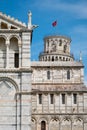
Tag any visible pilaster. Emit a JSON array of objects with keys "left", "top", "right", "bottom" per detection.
[{"left": 21, "top": 32, "right": 31, "bottom": 68}]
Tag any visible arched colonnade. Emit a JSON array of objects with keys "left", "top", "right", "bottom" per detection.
[
  {"left": 0, "top": 34, "right": 21, "bottom": 68},
  {"left": 31, "top": 116, "right": 84, "bottom": 130}
]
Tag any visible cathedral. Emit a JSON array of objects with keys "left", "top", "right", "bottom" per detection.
[{"left": 0, "top": 11, "right": 87, "bottom": 130}]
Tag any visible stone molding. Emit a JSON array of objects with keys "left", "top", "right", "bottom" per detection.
[
  {"left": 0, "top": 68, "right": 32, "bottom": 73},
  {"left": 31, "top": 61, "right": 84, "bottom": 67},
  {"left": 44, "top": 35, "right": 71, "bottom": 43}
]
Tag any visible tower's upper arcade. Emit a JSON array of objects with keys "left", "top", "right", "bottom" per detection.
[{"left": 39, "top": 35, "right": 74, "bottom": 62}]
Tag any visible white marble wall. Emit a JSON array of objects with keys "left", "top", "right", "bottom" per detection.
[
  {"left": 32, "top": 92, "right": 87, "bottom": 114},
  {"left": 0, "top": 71, "right": 32, "bottom": 130},
  {"left": 32, "top": 67, "right": 84, "bottom": 83}
]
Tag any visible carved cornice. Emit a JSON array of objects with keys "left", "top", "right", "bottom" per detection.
[
  {"left": 32, "top": 83, "right": 87, "bottom": 92},
  {"left": 0, "top": 68, "right": 32, "bottom": 73},
  {"left": 0, "top": 29, "right": 32, "bottom": 33},
  {"left": 32, "top": 82, "right": 84, "bottom": 85},
  {"left": 31, "top": 61, "right": 84, "bottom": 68},
  {"left": 44, "top": 35, "right": 71, "bottom": 43},
  {"left": 32, "top": 113, "right": 87, "bottom": 116},
  {"left": 0, "top": 12, "right": 26, "bottom": 28}
]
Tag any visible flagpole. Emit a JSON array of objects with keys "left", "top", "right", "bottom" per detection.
[{"left": 52, "top": 20, "right": 57, "bottom": 35}]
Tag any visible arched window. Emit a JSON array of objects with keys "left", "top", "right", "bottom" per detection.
[
  {"left": 14, "top": 53, "right": 19, "bottom": 68},
  {"left": 64, "top": 45, "right": 67, "bottom": 53},
  {"left": 52, "top": 56, "right": 54, "bottom": 61},
  {"left": 9, "top": 37, "right": 19, "bottom": 68},
  {"left": 66, "top": 58, "right": 68, "bottom": 61},
  {"left": 51, "top": 43, "right": 56, "bottom": 52},
  {"left": 47, "top": 40, "right": 49, "bottom": 47},
  {"left": 63, "top": 57, "right": 65, "bottom": 61},
  {"left": 39, "top": 94, "right": 42, "bottom": 104},
  {"left": 50, "top": 94, "right": 54, "bottom": 104},
  {"left": 67, "top": 70, "right": 70, "bottom": 79},
  {"left": 62, "top": 94, "right": 65, "bottom": 104},
  {"left": 59, "top": 39, "right": 62, "bottom": 46},
  {"left": 41, "top": 121, "right": 46, "bottom": 130},
  {"left": 59, "top": 57, "right": 62, "bottom": 61},
  {"left": 73, "top": 93, "right": 77, "bottom": 104},
  {"left": 47, "top": 70, "right": 50, "bottom": 79}
]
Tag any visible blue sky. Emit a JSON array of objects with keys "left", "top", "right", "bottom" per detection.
[{"left": 0, "top": 0, "right": 87, "bottom": 85}]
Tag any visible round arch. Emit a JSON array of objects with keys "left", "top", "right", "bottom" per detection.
[
  {"left": 74, "top": 116, "right": 83, "bottom": 121},
  {"left": 39, "top": 118, "right": 48, "bottom": 124},
  {"left": 50, "top": 116, "right": 60, "bottom": 122},
  {"left": 0, "top": 35, "right": 7, "bottom": 41},
  {"left": 61, "top": 116, "right": 72, "bottom": 122},
  {"left": 31, "top": 117, "right": 37, "bottom": 123},
  {"left": 0, "top": 76, "right": 19, "bottom": 91},
  {"left": 9, "top": 34, "right": 21, "bottom": 44},
  {"left": 73, "top": 116, "right": 83, "bottom": 124}
]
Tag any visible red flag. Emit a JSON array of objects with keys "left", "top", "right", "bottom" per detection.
[{"left": 52, "top": 21, "right": 57, "bottom": 27}]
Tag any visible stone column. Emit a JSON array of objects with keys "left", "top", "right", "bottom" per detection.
[
  {"left": 6, "top": 40, "right": 9, "bottom": 68},
  {"left": 18, "top": 43, "right": 22, "bottom": 68}
]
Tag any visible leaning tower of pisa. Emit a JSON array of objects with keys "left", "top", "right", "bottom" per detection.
[{"left": 39, "top": 35, "right": 74, "bottom": 62}]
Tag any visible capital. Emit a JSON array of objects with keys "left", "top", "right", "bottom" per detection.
[{"left": 6, "top": 40, "right": 9, "bottom": 46}]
